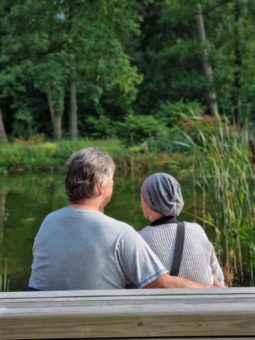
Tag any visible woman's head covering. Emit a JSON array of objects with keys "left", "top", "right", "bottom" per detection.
[{"left": 141, "top": 172, "right": 184, "bottom": 216}]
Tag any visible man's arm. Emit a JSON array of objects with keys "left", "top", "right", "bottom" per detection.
[
  {"left": 119, "top": 228, "right": 225, "bottom": 289},
  {"left": 144, "top": 273, "right": 224, "bottom": 288}
]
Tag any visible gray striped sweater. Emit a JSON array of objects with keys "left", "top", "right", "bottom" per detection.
[{"left": 139, "top": 222, "right": 224, "bottom": 285}]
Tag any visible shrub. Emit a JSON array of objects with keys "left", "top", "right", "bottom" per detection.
[
  {"left": 12, "top": 108, "right": 35, "bottom": 139},
  {"left": 147, "top": 127, "right": 192, "bottom": 153},
  {"left": 155, "top": 100, "right": 204, "bottom": 126},
  {"left": 116, "top": 114, "right": 167, "bottom": 145},
  {"left": 84, "top": 114, "right": 115, "bottom": 138}
]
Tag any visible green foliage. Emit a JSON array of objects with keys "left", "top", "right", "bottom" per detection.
[
  {"left": 31, "top": 59, "right": 67, "bottom": 118},
  {"left": 204, "top": 0, "right": 255, "bottom": 121},
  {"left": 116, "top": 114, "right": 166, "bottom": 145},
  {"left": 155, "top": 100, "right": 204, "bottom": 126},
  {"left": 12, "top": 108, "right": 35, "bottom": 139},
  {"left": 84, "top": 114, "right": 115, "bottom": 138},
  {"left": 1, "top": 0, "right": 255, "bottom": 140},
  {"left": 0, "top": 1, "right": 142, "bottom": 139},
  {"left": 146, "top": 127, "right": 189, "bottom": 153},
  {"left": 135, "top": 0, "right": 209, "bottom": 115}
]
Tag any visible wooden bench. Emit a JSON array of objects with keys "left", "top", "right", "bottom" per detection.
[{"left": 0, "top": 287, "right": 255, "bottom": 339}]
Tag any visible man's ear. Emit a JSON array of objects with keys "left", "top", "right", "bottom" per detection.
[{"left": 97, "top": 182, "right": 104, "bottom": 195}]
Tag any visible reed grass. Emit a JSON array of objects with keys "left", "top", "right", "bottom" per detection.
[{"left": 182, "top": 114, "right": 255, "bottom": 286}]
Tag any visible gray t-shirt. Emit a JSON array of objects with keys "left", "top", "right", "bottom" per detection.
[{"left": 29, "top": 207, "right": 167, "bottom": 290}]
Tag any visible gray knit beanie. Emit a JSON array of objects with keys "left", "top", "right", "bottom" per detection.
[{"left": 141, "top": 172, "right": 184, "bottom": 216}]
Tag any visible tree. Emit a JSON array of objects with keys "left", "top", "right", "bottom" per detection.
[
  {"left": 134, "top": 0, "right": 255, "bottom": 124},
  {"left": 1, "top": 1, "right": 68, "bottom": 139},
  {"left": 2, "top": 0, "right": 255, "bottom": 138},
  {"left": 134, "top": 0, "right": 214, "bottom": 116},
  {"left": 1, "top": 0, "right": 142, "bottom": 139},
  {"left": 195, "top": 3, "right": 219, "bottom": 115},
  {"left": 206, "top": 0, "right": 255, "bottom": 122},
  {"left": 58, "top": 0, "right": 142, "bottom": 139},
  {"left": 233, "top": 0, "right": 242, "bottom": 125}
]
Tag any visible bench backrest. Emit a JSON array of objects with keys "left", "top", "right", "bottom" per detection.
[{"left": 1, "top": 288, "right": 255, "bottom": 339}]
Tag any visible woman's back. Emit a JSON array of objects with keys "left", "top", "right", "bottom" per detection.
[{"left": 139, "top": 221, "right": 224, "bottom": 285}]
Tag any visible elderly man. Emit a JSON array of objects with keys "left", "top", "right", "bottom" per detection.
[{"left": 28, "top": 148, "right": 218, "bottom": 290}]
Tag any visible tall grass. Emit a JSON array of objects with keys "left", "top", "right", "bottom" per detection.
[
  {"left": 0, "top": 258, "right": 10, "bottom": 292},
  {"left": 182, "top": 114, "right": 255, "bottom": 286}
]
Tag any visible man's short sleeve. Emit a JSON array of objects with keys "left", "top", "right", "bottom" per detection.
[{"left": 116, "top": 226, "right": 168, "bottom": 288}]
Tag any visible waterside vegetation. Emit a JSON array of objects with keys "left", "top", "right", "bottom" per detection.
[{"left": 179, "top": 115, "right": 255, "bottom": 286}]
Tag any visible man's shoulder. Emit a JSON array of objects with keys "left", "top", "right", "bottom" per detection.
[
  {"left": 103, "top": 213, "right": 135, "bottom": 232},
  {"left": 43, "top": 206, "right": 69, "bottom": 221}
]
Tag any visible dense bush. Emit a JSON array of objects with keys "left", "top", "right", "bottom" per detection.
[
  {"left": 155, "top": 100, "right": 204, "bottom": 126},
  {"left": 84, "top": 114, "right": 115, "bottom": 138},
  {"left": 116, "top": 114, "right": 167, "bottom": 145}
]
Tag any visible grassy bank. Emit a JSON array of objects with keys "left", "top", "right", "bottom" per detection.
[
  {"left": 0, "top": 139, "right": 124, "bottom": 173},
  {"left": 0, "top": 138, "right": 192, "bottom": 174}
]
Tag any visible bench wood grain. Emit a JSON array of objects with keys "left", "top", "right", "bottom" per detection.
[{"left": 0, "top": 288, "right": 255, "bottom": 339}]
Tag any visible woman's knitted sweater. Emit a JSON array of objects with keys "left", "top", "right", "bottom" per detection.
[{"left": 139, "top": 221, "right": 224, "bottom": 285}]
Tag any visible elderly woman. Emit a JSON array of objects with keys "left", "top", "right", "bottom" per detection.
[{"left": 139, "top": 172, "right": 225, "bottom": 285}]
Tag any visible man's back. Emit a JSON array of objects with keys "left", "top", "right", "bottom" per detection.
[{"left": 28, "top": 206, "right": 167, "bottom": 290}]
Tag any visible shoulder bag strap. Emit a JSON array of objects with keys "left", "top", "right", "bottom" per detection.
[{"left": 170, "top": 221, "right": 185, "bottom": 276}]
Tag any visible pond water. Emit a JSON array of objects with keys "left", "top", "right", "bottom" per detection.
[{"left": 0, "top": 170, "right": 205, "bottom": 291}]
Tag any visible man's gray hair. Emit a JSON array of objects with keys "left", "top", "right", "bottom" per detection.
[{"left": 65, "top": 147, "right": 115, "bottom": 202}]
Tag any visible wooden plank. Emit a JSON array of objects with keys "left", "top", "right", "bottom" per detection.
[
  {"left": 68, "top": 338, "right": 255, "bottom": 340},
  {"left": 1, "top": 286, "right": 254, "bottom": 299},
  {"left": 1, "top": 288, "right": 255, "bottom": 339},
  {"left": 1, "top": 287, "right": 254, "bottom": 306},
  {"left": 55, "top": 338, "right": 255, "bottom": 340},
  {"left": 1, "top": 288, "right": 255, "bottom": 305}
]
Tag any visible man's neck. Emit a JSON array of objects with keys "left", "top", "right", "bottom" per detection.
[{"left": 69, "top": 197, "right": 105, "bottom": 213}]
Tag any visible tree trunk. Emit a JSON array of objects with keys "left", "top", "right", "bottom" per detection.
[
  {"left": 0, "top": 109, "right": 7, "bottom": 142},
  {"left": 69, "top": 64, "right": 78, "bottom": 140},
  {"left": 0, "top": 188, "right": 6, "bottom": 258},
  {"left": 54, "top": 116, "right": 62, "bottom": 140},
  {"left": 233, "top": 0, "right": 242, "bottom": 126},
  {"left": 47, "top": 94, "right": 62, "bottom": 140},
  {"left": 195, "top": 3, "right": 219, "bottom": 115}
]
